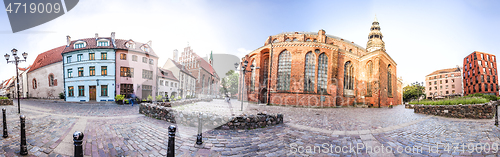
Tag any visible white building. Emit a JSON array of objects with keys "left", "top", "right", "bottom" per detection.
[
  {"left": 27, "top": 46, "right": 65, "bottom": 99},
  {"left": 157, "top": 68, "right": 179, "bottom": 99},
  {"left": 162, "top": 59, "right": 196, "bottom": 99}
]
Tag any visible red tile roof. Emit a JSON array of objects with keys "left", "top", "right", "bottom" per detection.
[
  {"left": 426, "top": 67, "right": 461, "bottom": 76},
  {"left": 115, "top": 39, "right": 158, "bottom": 58},
  {"left": 62, "top": 37, "right": 115, "bottom": 54},
  {"left": 158, "top": 68, "right": 178, "bottom": 81},
  {"left": 196, "top": 56, "right": 218, "bottom": 78},
  {"left": 28, "top": 46, "right": 65, "bottom": 73}
]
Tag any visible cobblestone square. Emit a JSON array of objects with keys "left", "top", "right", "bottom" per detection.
[{"left": 0, "top": 99, "right": 497, "bottom": 156}]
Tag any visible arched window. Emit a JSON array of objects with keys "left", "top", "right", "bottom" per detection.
[
  {"left": 285, "top": 38, "right": 291, "bottom": 42},
  {"left": 343, "top": 61, "right": 354, "bottom": 91},
  {"left": 48, "top": 74, "right": 54, "bottom": 86},
  {"left": 250, "top": 60, "right": 256, "bottom": 91},
  {"left": 32, "top": 79, "right": 37, "bottom": 89},
  {"left": 317, "top": 53, "right": 328, "bottom": 93},
  {"left": 388, "top": 65, "right": 393, "bottom": 97},
  {"left": 304, "top": 52, "right": 315, "bottom": 92},
  {"left": 292, "top": 38, "right": 298, "bottom": 42},
  {"left": 366, "top": 61, "right": 373, "bottom": 96},
  {"left": 272, "top": 39, "right": 278, "bottom": 43},
  {"left": 277, "top": 50, "right": 291, "bottom": 91},
  {"left": 314, "top": 49, "right": 320, "bottom": 54},
  {"left": 306, "top": 38, "right": 312, "bottom": 42}
]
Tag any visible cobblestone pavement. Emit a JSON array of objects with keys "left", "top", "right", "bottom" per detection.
[{"left": 0, "top": 99, "right": 497, "bottom": 156}]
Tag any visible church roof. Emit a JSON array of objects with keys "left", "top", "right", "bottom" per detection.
[{"left": 28, "top": 46, "right": 65, "bottom": 73}]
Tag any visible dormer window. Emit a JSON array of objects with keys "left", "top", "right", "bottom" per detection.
[
  {"left": 142, "top": 46, "right": 150, "bottom": 52},
  {"left": 306, "top": 38, "right": 312, "bottom": 42},
  {"left": 125, "top": 42, "right": 135, "bottom": 49},
  {"left": 97, "top": 39, "right": 109, "bottom": 46},
  {"left": 74, "top": 41, "right": 86, "bottom": 49}
]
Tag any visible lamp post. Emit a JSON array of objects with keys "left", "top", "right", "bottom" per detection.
[
  {"left": 4, "top": 48, "right": 28, "bottom": 114},
  {"left": 235, "top": 61, "right": 254, "bottom": 111}
]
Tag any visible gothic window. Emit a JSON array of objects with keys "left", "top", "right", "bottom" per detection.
[
  {"left": 285, "top": 38, "right": 291, "bottom": 42},
  {"left": 388, "top": 65, "right": 393, "bottom": 97},
  {"left": 314, "top": 49, "right": 320, "bottom": 54},
  {"left": 250, "top": 60, "right": 256, "bottom": 91},
  {"left": 292, "top": 38, "right": 298, "bottom": 42},
  {"left": 304, "top": 52, "right": 315, "bottom": 92},
  {"left": 32, "top": 79, "right": 37, "bottom": 89},
  {"left": 366, "top": 61, "right": 373, "bottom": 96},
  {"left": 306, "top": 38, "right": 312, "bottom": 42},
  {"left": 317, "top": 53, "right": 328, "bottom": 93},
  {"left": 277, "top": 50, "right": 291, "bottom": 91},
  {"left": 261, "top": 58, "right": 269, "bottom": 85},
  {"left": 272, "top": 39, "right": 278, "bottom": 43},
  {"left": 343, "top": 61, "right": 354, "bottom": 90}
]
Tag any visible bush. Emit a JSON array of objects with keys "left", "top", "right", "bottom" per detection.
[
  {"left": 465, "top": 93, "right": 498, "bottom": 101},
  {"left": 186, "top": 95, "right": 191, "bottom": 99},
  {"left": 0, "top": 97, "right": 8, "bottom": 100},
  {"left": 410, "top": 97, "right": 488, "bottom": 105},
  {"left": 115, "top": 95, "right": 125, "bottom": 101},
  {"left": 59, "top": 92, "right": 65, "bottom": 99},
  {"left": 124, "top": 99, "right": 129, "bottom": 104}
]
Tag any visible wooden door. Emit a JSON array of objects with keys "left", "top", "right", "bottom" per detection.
[{"left": 89, "top": 86, "right": 96, "bottom": 101}]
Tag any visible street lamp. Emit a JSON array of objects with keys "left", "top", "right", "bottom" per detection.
[
  {"left": 5, "top": 48, "right": 28, "bottom": 114},
  {"left": 235, "top": 61, "right": 255, "bottom": 111}
]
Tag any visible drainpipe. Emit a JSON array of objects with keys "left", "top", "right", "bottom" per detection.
[{"left": 267, "top": 37, "right": 273, "bottom": 105}]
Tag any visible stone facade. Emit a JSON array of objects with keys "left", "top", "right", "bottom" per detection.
[
  {"left": 139, "top": 103, "right": 283, "bottom": 130},
  {"left": 241, "top": 18, "right": 401, "bottom": 107},
  {"left": 413, "top": 101, "right": 498, "bottom": 119},
  {"left": 28, "top": 62, "right": 64, "bottom": 99}
]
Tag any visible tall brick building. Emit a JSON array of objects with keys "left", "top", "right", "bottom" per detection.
[
  {"left": 241, "top": 17, "right": 401, "bottom": 107},
  {"left": 463, "top": 51, "right": 498, "bottom": 96}
]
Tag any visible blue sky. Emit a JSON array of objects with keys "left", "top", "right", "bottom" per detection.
[{"left": 0, "top": 0, "right": 499, "bottom": 86}]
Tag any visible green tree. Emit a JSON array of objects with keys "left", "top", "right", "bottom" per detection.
[
  {"left": 220, "top": 70, "right": 239, "bottom": 96},
  {"left": 403, "top": 82, "right": 425, "bottom": 102}
]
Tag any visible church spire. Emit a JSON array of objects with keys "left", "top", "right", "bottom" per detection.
[
  {"left": 366, "top": 15, "right": 385, "bottom": 52},
  {"left": 209, "top": 51, "right": 213, "bottom": 66}
]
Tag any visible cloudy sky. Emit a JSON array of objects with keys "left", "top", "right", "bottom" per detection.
[{"left": 0, "top": 0, "right": 499, "bottom": 85}]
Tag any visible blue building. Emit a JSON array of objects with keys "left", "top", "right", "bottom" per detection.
[{"left": 62, "top": 33, "right": 116, "bottom": 102}]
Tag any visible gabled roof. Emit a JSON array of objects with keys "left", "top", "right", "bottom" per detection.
[
  {"left": 62, "top": 37, "right": 115, "bottom": 54},
  {"left": 115, "top": 39, "right": 158, "bottom": 58},
  {"left": 426, "top": 67, "right": 461, "bottom": 77},
  {"left": 158, "top": 68, "right": 179, "bottom": 81},
  {"left": 196, "top": 56, "right": 218, "bottom": 78},
  {"left": 28, "top": 46, "right": 65, "bottom": 73},
  {"left": 169, "top": 59, "right": 195, "bottom": 78}
]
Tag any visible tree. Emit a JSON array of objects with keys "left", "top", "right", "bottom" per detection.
[
  {"left": 403, "top": 82, "right": 425, "bottom": 102},
  {"left": 220, "top": 70, "right": 239, "bottom": 96}
]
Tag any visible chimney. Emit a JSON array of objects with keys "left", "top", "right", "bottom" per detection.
[
  {"left": 111, "top": 32, "right": 115, "bottom": 47},
  {"left": 66, "top": 35, "right": 71, "bottom": 47},
  {"left": 95, "top": 33, "right": 98, "bottom": 39}
]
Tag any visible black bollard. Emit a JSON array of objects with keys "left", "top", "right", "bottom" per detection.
[
  {"left": 2, "top": 108, "right": 7, "bottom": 138},
  {"left": 20, "top": 115, "right": 28, "bottom": 155},
  {"left": 167, "top": 125, "right": 176, "bottom": 157},
  {"left": 196, "top": 113, "right": 203, "bottom": 145},
  {"left": 495, "top": 104, "right": 498, "bottom": 126},
  {"left": 73, "top": 131, "right": 84, "bottom": 157}
]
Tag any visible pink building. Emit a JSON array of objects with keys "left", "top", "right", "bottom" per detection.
[
  {"left": 425, "top": 67, "right": 463, "bottom": 99},
  {"left": 115, "top": 38, "right": 158, "bottom": 100}
]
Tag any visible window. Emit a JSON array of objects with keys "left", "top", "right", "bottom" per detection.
[
  {"left": 101, "top": 66, "right": 107, "bottom": 76},
  {"left": 78, "top": 67, "right": 84, "bottom": 77},
  {"left": 97, "top": 41, "right": 109, "bottom": 46},
  {"left": 142, "top": 57, "right": 147, "bottom": 63},
  {"left": 434, "top": 81, "right": 436, "bottom": 85},
  {"left": 451, "top": 79, "right": 454, "bottom": 82},
  {"left": 101, "top": 53, "right": 107, "bottom": 60},
  {"left": 89, "top": 53, "right": 95, "bottom": 60},
  {"left": 445, "top": 80, "right": 448, "bottom": 83},
  {"left": 142, "top": 70, "right": 153, "bottom": 80},
  {"left": 388, "top": 65, "right": 392, "bottom": 97},
  {"left": 344, "top": 61, "right": 354, "bottom": 90},
  {"left": 175, "top": 83, "right": 177, "bottom": 87},
  {"left": 440, "top": 86, "right": 442, "bottom": 89},
  {"left": 479, "top": 61, "right": 482, "bottom": 66},
  {"left": 429, "top": 87, "right": 431, "bottom": 90},
  {"left": 313, "top": 39, "right": 317, "bottom": 42},
  {"left": 68, "top": 69, "right": 73, "bottom": 78},
  {"left": 32, "top": 79, "right": 37, "bottom": 89},
  {"left": 89, "top": 66, "right": 95, "bottom": 76},
  {"left": 485, "top": 84, "right": 488, "bottom": 91},
  {"left": 429, "top": 82, "right": 431, "bottom": 85},
  {"left": 481, "top": 75, "right": 484, "bottom": 82},
  {"left": 292, "top": 38, "right": 298, "bottom": 42},
  {"left": 126, "top": 42, "right": 135, "bottom": 49},
  {"left": 77, "top": 54, "right": 82, "bottom": 61},
  {"left": 306, "top": 38, "right": 311, "bottom": 42},
  {"left": 67, "top": 56, "right": 72, "bottom": 63},
  {"left": 440, "top": 75, "right": 442, "bottom": 78},
  {"left": 490, "top": 69, "right": 492, "bottom": 75},
  {"left": 304, "top": 52, "right": 315, "bottom": 92},
  {"left": 132, "top": 55, "right": 137, "bottom": 61},
  {"left": 285, "top": 38, "right": 291, "bottom": 42},
  {"left": 434, "top": 76, "right": 436, "bottom": 79},
  {"left": 101, "top": 85, "right": 108, "bottom": 96},
  {"left": 68, "top": 86, "right": 74, "bottom": 97},
  {"left": 452, "top": 90, "right": 455, "bottom": 94},
  {"left": 149, "top": 59, "right": 154, "bottom": 65},
  {"left": 120, "top": 67, "right": 131, "bottom": 77},
  {"left": 494, "top": 76, "right": 496, "bottom": 83},
  {"left": 250, "top": 60, "right": 256, "bottom": 91},
  {"left": 171, "top": 82, "right": 173, "bottom": 87},
  {"left": 491, "top": 84, "right": 494, "bottom": 92},
  {"left": 120, "top": 53, "right": 126, "bottom": 60},
  {"left": 446, "top": 85, "right": 448, "bottom": 89},
  {"left": 78, "top": 86, "right": 84, "bottom": 96},
  {"left": 277, "top": 50, "right": 291, "bottom": 91},
  {"left": 481, "top": 54, "right": 484, "bottom": 60},
  {"left": 160, "top": 80, "right": 164, "bottom": 86},
  {"left": 434, "top": 86, "right": 437, "bottom": 90},
  {"left": 485, "top": 62, "right": 488, "bottom": 68},
  {"left": 315, "top": 49, "right": 320, "bottom": 54},
  {"left": 318, "top": 53, "right": 328, "bottom": 93},
  {"left": 452, "top": 84, "right": 455, "bottom": 88},
  {"left": 440, "top": 80, "right": 442, "bottom": 84},
  {"left": 445, "top": 74, "right": 448, "bottom": 77},
  {"left": 483, "top": 68, "right": 486, "bottom": 73},
  {"left": 74, "top": 43, "right": 85, "bottom": 49},
  {"left": 487, "top": 75, "right": 490, "bottom": 83}
]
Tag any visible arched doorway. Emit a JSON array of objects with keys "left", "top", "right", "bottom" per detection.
[{"left": 260, "top": 88, "right": 267, "bottom": 103}]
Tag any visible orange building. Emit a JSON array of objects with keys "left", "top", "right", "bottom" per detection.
[
  {"left": 463, "top": 51, "right": 498, "bottom": 96},
  {"left": 241, "top": 17, "right": 401, "bottom": 107}
]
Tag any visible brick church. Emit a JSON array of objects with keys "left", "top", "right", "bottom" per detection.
[{"left": 241, "top": 17, "right": 402, "bottom": 107}]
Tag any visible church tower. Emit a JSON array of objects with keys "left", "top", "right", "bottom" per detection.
[
  {"left": 209, "top": 51, "right": 213, "bottom": 66},
  {"left": 173, "top": 49, "right": 178, "bottom": 62},
  {"left": 366, "top": 16, "right": 385, "bottom": 52}
]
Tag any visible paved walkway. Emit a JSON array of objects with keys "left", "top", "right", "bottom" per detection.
[{"left": 0, "top": 99, "right": 497, "bottom": 156}]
